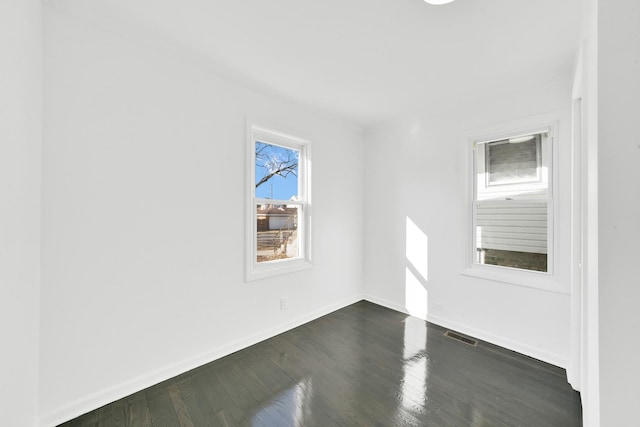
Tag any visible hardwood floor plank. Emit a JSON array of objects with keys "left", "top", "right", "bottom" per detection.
[
  {"left": 145, "top": 387, "right": 180, "bottom": 426},
  {"left": 123, "top": 391, "right": 152, "bottom": 427},
  {"left": 172, "top": 377, "right": 218, "bottom": 427},
  {"left": 97, "top": 400, "right": 125, "bottom": 427},
  {"left": 167, "top": 383, "right": 195, "bottom": 427},
  {"left": 59, "top": 409, "right": 99, "bottom": 427}
]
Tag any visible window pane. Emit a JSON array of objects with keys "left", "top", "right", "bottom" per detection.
[
  {"left": 475, "top": 201, "right": 547, "bottom": 272},
  {"left": 255, "top": 141, "right": 299, "bottom": 200},
  {"left": 256, "top": 204, "right": 299, "bottom": 263},
  {"left": 486, "top": 134, "right": 540, "bottom": 185}
]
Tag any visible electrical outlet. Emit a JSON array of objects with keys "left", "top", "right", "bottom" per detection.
[{"left": 280, "top": 298, "right": 287, "bottom": 311}]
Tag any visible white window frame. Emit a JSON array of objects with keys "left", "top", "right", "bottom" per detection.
[
  {"left": 460, "top": 116, "right": 563, "bottom": 292},
  {"left": 246, "top": 123, "right": 312, "bottom": 281}
]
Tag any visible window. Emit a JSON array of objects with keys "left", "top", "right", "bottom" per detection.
[
  {"left": 473, "top": 128, "right": 553, "bottom": 273},
  {"left": 246, "top": 124, "right": 311, "bottom": 281}
]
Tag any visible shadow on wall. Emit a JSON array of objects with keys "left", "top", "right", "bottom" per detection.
[{"left": 405, "top": 217, "right": 429, "bottom": 320}]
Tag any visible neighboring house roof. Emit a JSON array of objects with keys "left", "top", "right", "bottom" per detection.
[{"left": 257, "top": 205, "right": 297, "bottom": 216}]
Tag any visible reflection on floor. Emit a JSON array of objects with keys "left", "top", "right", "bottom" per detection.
[{"left": 60, "top": 301, "right": 582, "bottom": 426}]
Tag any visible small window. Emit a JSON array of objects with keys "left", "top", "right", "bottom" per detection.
[
  {"left": 247, "top": 125, "right": 311, "bottom": 281},
  {"left": 473, "top": 129, "right": 552, "bottom": 273}
]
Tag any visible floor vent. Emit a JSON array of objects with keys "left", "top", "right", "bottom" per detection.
[{"left": 444, "top": 330, "right": 479, "bottom": 347}]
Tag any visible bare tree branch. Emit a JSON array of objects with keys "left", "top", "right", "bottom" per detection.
[{"left": 255, "top": 142, "right": 298, "bottom": 190}]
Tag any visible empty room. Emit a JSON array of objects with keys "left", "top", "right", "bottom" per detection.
[{"left": 2, "top": 0, "right": 639, "bottom": 426}]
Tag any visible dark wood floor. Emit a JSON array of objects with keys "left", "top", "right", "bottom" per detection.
[{"left": 60, "top": 301, "right": 582, "bottom": 426}]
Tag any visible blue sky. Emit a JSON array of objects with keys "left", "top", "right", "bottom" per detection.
[{"left": 255, "top": 142, "right": 299, "bottom": 200}]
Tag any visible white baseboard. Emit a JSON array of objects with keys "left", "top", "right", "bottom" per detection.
[
  {"left": 363, "top": 294, "right": 569, "bottom": 369},
  {"left": 39, "top": 294, "right": 364, "bottom": 427},
  {"left": 363, "top": 293, "right": 412, "bottom": 317}
]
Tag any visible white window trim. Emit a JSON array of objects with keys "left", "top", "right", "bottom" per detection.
[
  {"left": 460, "top": 115, "right": 566, "bottom": 293},
  {"left": 246, "top": 122, "right": 312, "bottom": 281}
]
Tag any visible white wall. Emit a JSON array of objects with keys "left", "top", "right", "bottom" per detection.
[
  {"left": 40, "top": 8, "right": 364, "bottom": 425},
  {"left": 364, "top": 79, "right": 574, "bottom": 368},
  {"left": 598, "top": 0, "right": 640, "bottom": 424},
  {"left": 0, "top": 1, "right": 42, "bottom": 426}
]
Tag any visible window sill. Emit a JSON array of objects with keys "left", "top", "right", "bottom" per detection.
[
  {"left": 246, "top": 258, "right": 313, "bottom": 282},
  {"left": 461, "top": 265, "right": 569, "bottom": 294}
]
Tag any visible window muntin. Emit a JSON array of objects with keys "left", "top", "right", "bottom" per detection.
[
  {"left": 473, "top": 130, "right": 552, "bottom": 273},
  {"left": 247, "top": 125, "right": 311, "bottom": 280}
]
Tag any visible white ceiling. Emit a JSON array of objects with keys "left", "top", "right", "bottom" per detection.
[{"left": 47, "top": 0, "right": 583, "bottom": 127}]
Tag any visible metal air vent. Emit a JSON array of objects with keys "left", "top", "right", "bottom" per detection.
[{"left": 444, "top": 330, "right": 479, "bottom": 347}]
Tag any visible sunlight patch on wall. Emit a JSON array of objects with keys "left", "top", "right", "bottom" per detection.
[
  {"left": 405, "top": 267, "right": 428, "bottom": 319},
  {"left": 406, "top": 217, "right": 429, "bottom": 281},
  {"left": 405, "top": 217, "right": 429, "bottom": 319}
]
